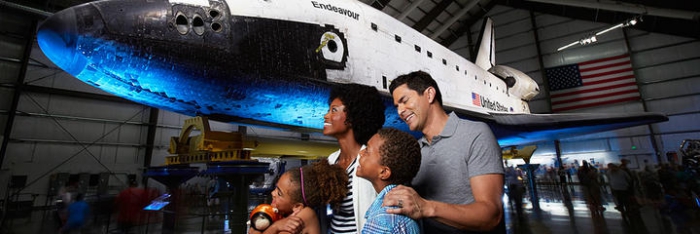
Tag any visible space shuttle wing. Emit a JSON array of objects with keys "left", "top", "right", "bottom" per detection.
[{"left": 485, "top": 112, "right": 668, "bottom": 146}]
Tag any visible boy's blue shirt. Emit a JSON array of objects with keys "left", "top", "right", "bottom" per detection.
[{"left": 362, "top": 184, "right": 420, "bottom": 234}]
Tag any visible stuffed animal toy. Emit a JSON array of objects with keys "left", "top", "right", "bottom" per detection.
[{"left": 249, "top": 204, "right": 282, "bottom": 231}]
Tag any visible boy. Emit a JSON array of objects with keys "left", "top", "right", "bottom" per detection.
[{"left": 356, "top": 128, "right": 421, "bottom": 234}]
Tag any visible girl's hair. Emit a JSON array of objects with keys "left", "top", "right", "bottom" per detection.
[{"left": 286, "top": 159, "right": 348, "bottom": 209}]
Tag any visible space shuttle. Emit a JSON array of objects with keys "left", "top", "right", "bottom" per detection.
[{"left": 36, "top": 0, "right": 667, "bottom": 146}]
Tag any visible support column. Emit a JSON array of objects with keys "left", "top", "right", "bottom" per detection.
[
  {"left": 142, "top": 108, "right": 159, "bottom": 187},
  {"left": 0, "top": 20, "right": 37, "bottom": 169}
]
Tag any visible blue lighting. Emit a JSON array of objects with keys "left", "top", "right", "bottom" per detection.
[
  {"left": 494, "top": 121, "right": 649, "bottom": 146},
  {"left": 36, "top": 6, "right": 411, "bottom": 133},
  {"left": 39, "top": 34, "right": 330, "bottom": 129}
]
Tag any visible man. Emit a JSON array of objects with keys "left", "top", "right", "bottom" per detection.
[
  {"left": 505, "top": 166, "right": 524, "bottom": 219},
  {"left": 116, "top": 181, "right": 146, "bottom": 233},
  {"left": 384, "top": 71, "right": 505, "bottom": 233},
  {"left": 607, "top": 163, "right": 632, "bottom": 213},
  {"left": 356, "top": 128, "right": 422, "bottom": 234}
]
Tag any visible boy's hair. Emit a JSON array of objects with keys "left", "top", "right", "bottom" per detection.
[
  {"left": 286, "top": 159, "right": 348, "bottom": 209},
  {"left": 328, "top": 83, "right": 386, "bottom": 145},
  {"left": 389, "top": 71, "right": 443, "bottom": 107},
  {"left": 376, "top": 128, "right": 421, "bottom": 185}
]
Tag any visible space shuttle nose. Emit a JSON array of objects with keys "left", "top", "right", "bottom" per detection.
[{"left": 37, "top": 7, "right": 87, "bottom": 76}]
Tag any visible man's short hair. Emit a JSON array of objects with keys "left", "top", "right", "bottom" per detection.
[{"left": 389, "top": 71, "right": 443, "bottom": 107}]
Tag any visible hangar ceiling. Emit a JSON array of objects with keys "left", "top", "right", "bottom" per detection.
[
  {"left": 4, "top": 0, "right": 699, "bottom": 49},
  {"left": 357, "top": 0, "right": 699, "bottom": 48}
]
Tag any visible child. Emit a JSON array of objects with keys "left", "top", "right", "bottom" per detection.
[
  {"left": 249, "top": 159, "right": 348, "bottom": 234},
  {"left": 356, "top": 128, "right": 421, "bottom": 234}
]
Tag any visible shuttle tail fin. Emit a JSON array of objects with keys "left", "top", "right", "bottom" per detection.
[{"left": 474, "top": 17, "right": 495, "bottom": 71}]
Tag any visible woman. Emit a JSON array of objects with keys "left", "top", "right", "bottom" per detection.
[
  {"left": 324, "top": 83, "right": 386, "bottom": 233},
  {"left": 248, "top": 160, "right": 348, "bottom": 234}
]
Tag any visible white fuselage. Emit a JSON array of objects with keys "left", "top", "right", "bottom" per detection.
[{"left": 173, "top": 0, "right": 532, "bottom": 114}]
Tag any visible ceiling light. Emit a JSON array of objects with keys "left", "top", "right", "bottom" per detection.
[{"left": 557, "top": 15, "right": 642, "bottom": 51}]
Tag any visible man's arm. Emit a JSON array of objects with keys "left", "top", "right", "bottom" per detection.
[{"left": 384, "top": 174, "right": 503, "bottom": 231}]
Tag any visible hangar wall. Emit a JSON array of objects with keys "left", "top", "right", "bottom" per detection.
[
  {"left": 448, "top": 5, "right": 700, "bottom": 167},
  {"left": 0, "top": 8, "right": 156, "bottom": 204}
]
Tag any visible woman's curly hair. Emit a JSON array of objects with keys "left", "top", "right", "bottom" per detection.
[
  {"left": 286, "top": 159, "right": 348, "bottom": 209},
  {"left": 377, "top": 128, "right": 421, "bottom": 185},
  {"left": 328, "top": 83, "right": 386, "bottom": 145}
]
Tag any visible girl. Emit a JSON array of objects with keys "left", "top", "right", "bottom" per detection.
[{"left": 250, "top": 159, "right": 348, "bottom": 234}]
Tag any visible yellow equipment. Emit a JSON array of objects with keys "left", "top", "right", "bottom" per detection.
[
  {"left": 502, "top": 145, "right": 537, "bottom": 164},
  {"left": 165, "top": 116, "right": 252, "bottom": 165}
]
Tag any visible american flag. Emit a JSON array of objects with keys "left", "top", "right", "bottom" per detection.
[
  {"left": 472, "top": 92, "right": 481, "bottom": 107},
  {"left": 546, "top": 54, "right": 640, "bottom": 112}
]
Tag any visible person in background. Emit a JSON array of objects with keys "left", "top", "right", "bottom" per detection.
[
  {"left": 115, "top": 180, "right": 147, "bottom": 233},
  {"left": 324, "top": 83, "right": 386, "bottom": 233},
  {"left": 60, "top": 193, "right": 90, "bottom": 233},
  {"left": 640, "top": 165, "right": 663, "bottom": 202},
  {"left": 385, "top": 71, "right": 505, "bottom": 233},
  {"left": 578, "top": 160, "right": 605, "bottom": 216},
  {"left": 248, "top": 160, "right": 349, "bottom": 234},
  {"left": 567, "top": 163, "right": 577, "bottom": 183},
  {"left": 607, "top": 163, "right": 632, "bottom": 214},
  {"left": 505, "top": 165, "right": 524, "bottom": 220},
  {"left": 596, "top": 162, "right": 608, "bottom": 194},
  {"left": 206, "top": 175, "right": 222, "bottom": 218},
  {"left": 55, "top": 183, "right": 76, "bottom": 229},
  {"left": 356, "top": 128, "right": 421, "bottom": 234}
]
